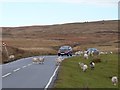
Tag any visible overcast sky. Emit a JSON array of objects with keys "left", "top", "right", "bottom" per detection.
[{"left": 0, "top": 0, "right": 119, "bottom": 27}]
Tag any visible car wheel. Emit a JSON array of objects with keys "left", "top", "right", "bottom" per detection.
[
  {"left": 67, "top": 54, "right": 69, "bottom": 56},
  {"left": 58, "top": 54, "right": 60, "bottom": 56}
]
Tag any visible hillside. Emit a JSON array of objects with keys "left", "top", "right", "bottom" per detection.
[{"left": 1, "top": 20, "right": 119, "bottom": 63}]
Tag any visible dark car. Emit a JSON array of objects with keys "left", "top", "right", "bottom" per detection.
[{"left": 58, "top": 46, "right": 72, "bottom": 56}]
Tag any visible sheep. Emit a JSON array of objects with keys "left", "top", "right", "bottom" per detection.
[
  {"left": 78, "top": 62, "right": 84, "bottom": 69},
  {"left": 75, "top": 52, "right": 80, "bottom": 56},
  {"left": 75, "top": 51, "right": 83, "bottom": 56},
  {"left": 99, "top": 51, "right": 105, "bottom": 55},
  {"left": 105, "top": 52, "right": 108, "bottom": 55},
  {"left": 89, "top": 61, "right": 95, "bottom": 70},
  {"left": 32, "top": 57, "right": 45, "bottom": 64},
  {"left": 110, "top": 51, "right": 113, "bottom": 54},
  {"left": 32, "top": 57, "right": 39, "bottom": 64},
  {"left": 78, "top": 62, "right": 88, "bottom": 72},
  {"left": 9, "top": 55, "right": 15, "bottom": 60},
  {"left": 84, "top": 53, "right": 88, "bottom": 59},
  {"left": 56, "top": 56, "right": 63, "bottom": 66},
  {"left": 111, "top": 76, "right": 118, "bottom": 86},
  {"left": 38, "top": 57, "right": 45, "bottom": 64},
  {"left": 82, "top": 64, "right": 88, "bottom": 72}
]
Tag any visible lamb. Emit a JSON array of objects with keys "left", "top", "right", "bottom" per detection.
[
  {"left": 90, "top": 61, "right": 95, "bottom": 70},
  {"left": 84, "top": 53, "right": 88, "bottom": 59},
  {"left": 56, "top": 56, "right": 63, "bottom": 66},
  {"left": 111, "top": 76, "right": 118, "bottom": 86}
]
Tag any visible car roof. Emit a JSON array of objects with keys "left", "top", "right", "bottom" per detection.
[
  {"left": 60, "top": 46, "right": 72, "bottom": 49},
  {"left": 87, "top": 48, "right": 98, "bottom": 51}
]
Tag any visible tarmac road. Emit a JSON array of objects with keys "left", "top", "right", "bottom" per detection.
[{"left": 2, "top": 55, "right": 69, "bottom": 89}]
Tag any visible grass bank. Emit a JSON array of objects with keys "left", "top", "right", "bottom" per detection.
[{"left": 54, "top": 54, "right": 118, "bottom": 89}]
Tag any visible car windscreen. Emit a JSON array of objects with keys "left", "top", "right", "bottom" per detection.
[{"left": 59, "top": 46, "right": 72, "bottom": 51}]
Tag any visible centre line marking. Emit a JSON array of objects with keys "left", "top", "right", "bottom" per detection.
[
  {"left": 2, "top": 73, "right": 11, "bottom": 78},
  {"left": 22, "top": 65, "right": 27, "bottom": 68},
  {"left": 13, "top": 68, "right": 21, "bottom": 72},
  {"left": 27, "top": 63, "right": 32, "bottom": 66}
]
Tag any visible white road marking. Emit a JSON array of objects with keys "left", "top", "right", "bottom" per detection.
[
  {"left": 27, "top": 63, "right": 32, "bottom": 66},
  {"left": 22, "top": 65, "right": 27, "bottom": 68},
  {"left": 44, "top": 65, "right": 59, "bottom": 89},
  {"left": 3, "top": 63, "right": 33, "bottom": 78},
  {"left": 2, "top": 73, "right": 11, "bottom": 78},
  {"left": 13, "top": 68, "right": 21, "bottom": 72}
]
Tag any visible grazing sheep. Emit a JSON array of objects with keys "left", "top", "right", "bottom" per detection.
[
  {"left": 78, "top": 62, "right": 88, "bottom": 72},
  {"left": 56, "top": 57, "right": 63, "bottom": 66},
  {"left": 90, "top": 61, "right": 95, "bottom": 70},
  {"left": 75, "top": 52, "right": 80, "bottom": 56},
  {"left": 75, "top": 51, "right": 83, "bottom": 56},
  {"left": 82, "top": 64, "right": 88, "bottom": 72},
  {"left": 9, "top": 55, "right": 15, "bottom": 60},
  {"left": 99, "top": 51, "right": 105, "bottom": 55},
  {"left": 111, "top": 76, "right": 118, "bottom": 86},
  {"left": 105, "top": 52, "right": 108, "bottom": 55},
  {"left": 110, "top": 51, "right": 113, "bottom": 54},
  {"left": 78, "top": 62, "right": 84, "bottom": 69},
  {"left": 84, "top": 53, "right": 88, "bottom": 59},
  {"left": 84, "top": 51, "right": 88, "bottom": 54}
]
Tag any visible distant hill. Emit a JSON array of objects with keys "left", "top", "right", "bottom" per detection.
[
  {"left": 2, "top": 20, "right": 118, "bottom": 38},
  {"left": 1, "top": 20, "right": 119, "bottom": 63}
]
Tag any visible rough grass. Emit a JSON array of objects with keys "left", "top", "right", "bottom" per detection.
[
  {"left": 54, "top": 54, "right": 118, "bottom": 89},
  {"left": 1, "top": 45, "right": 57, "bottom": 64}
]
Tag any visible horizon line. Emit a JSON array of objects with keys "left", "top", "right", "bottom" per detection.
[{"left": 1, "top": 19, "right": 118, "bottom": 28}]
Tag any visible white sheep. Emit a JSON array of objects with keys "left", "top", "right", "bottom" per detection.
[
  {"left": 99, "top": 51, "right": 105, "bottom": 55},
  {"left": 75, "top": 51, "right": 83, "bottom": 56},
  {"left": 78, "top": 62, "right": 88, "bottom": 72},
  {"left": 78, "top": 62, "right": 84, "bottom": 69},
  {"left": 9, "top": 55, "right": 15, "bottom": 60},
  {"left": 32, "top": 57, "right": 45, "bottom": 64},
  {"left": 111, "top": 76, "right": 118, "bottom": 86},
  {"left": 82, "top": 64, "right": 88, "bottom": 72},
  {"left": 110, "top": 51, "right": 113, "bottom": 54},
  {"left": 56, "top": 57, "right": 63, "bottom": 66},
  {"left": 75, "top": 52, "right": 79, "bottom": 56},
  {"left": 38, "top": 57, "right": 45, "bottom": 64},
  {"left": 84, "top": 53, "right": 88, "bottom": 59},
  {"left": 32, "top": 57, "right": 39, "bottom": 64},
  {"left": 84, "top": 51, "right": 88, "bottom": 54}
]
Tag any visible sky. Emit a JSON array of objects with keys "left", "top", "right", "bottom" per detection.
[{"left": 0, "top": 0, "right": 119, "bottom": 27}]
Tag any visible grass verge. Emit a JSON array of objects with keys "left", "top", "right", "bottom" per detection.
[{"left": 54, "top": 54, "right": 118, "bottom": 89}]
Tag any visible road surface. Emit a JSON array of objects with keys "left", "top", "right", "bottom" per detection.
[{"left": 2, "top": 55, "right": 69, "bottom": 89}]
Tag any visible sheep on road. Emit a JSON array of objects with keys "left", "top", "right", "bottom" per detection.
[
  {"left": 56, "top": 56, "right": 63, "bottom": 66},
  {"left": 32, "top": 57, "right": 45, "bottom": 64}
]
